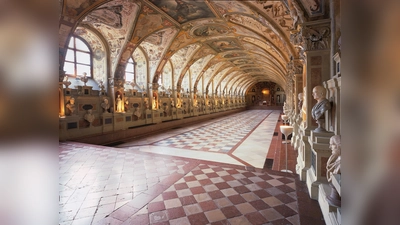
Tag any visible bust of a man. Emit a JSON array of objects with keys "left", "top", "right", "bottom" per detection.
[
  {"left": 311, "top": 85, "right": 331, "bottom": 131},
  {"left": 327, "top": 135, "right": 341, "bottom": 182},
  {"left": 326, "top": 135, "right": 341, "bottom": 207},
  {"left": 297, "top": 93, "right": 303, "bottom": 113},
  {"left": 101, "top": 98, "right": 110, "bottom": 113},
  {"left": 84, "top": 109, "right": 95, "bottom": 126},
  {"left": 66, "top": 98, "right": 76, "bottom": 116}
]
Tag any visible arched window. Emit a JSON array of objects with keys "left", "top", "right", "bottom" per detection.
[
  {"left": 125, "top": 57, "right": 135, "bottom": 82},
  {"left": 64, "top": 36, "right": 92, "bottom": 77}
]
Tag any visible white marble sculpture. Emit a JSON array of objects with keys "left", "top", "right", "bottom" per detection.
[
  {"left": 101, "top": 98, "right": 110, "bottom": 113},
  {"left": 311, "top": 85, "right": 331, "bottom": 132},
  {"left": 327, "top": 135, "right": 341, "bottom": 182},
  {"left": 84, "top": 109, "right": 95, "bottom": 126},
  {"left": 66, "top": 98, "right": 76, "bottom": 116},
  {"left": 326, "top": 135, "right": 341, "bottom": 207}
]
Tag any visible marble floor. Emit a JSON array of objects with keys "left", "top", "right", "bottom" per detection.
[{"left": 59, "top": 110, "right": 324, "bottom": 225}]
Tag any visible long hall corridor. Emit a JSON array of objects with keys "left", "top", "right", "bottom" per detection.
[{"left": 59, "top": 110, "right": 324, "bottom": 225}]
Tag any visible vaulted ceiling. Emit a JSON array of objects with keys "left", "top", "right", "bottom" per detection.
[{"left": 59, "top": 0, "right": 325, "bottom": 94}]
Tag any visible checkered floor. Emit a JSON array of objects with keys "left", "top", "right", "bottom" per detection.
[
  {"left": 59, "top": 110, "right": 325, "bottom": 225},
  {"left": 126, "top": 164, "right": 299, "bottom": 225},
  {"left": 152, "top": 110, "right": 271, "bottom": 153},
  {"left": 59, "top": 142, "right": 190, "bottom": 224}
]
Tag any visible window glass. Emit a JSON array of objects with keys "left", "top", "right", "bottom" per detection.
[
  {"left": 65, "top": 49, "right": 74, "bottom": 62},
  {"left": 63, "top": 36, "right": 92, "bottom": 77},
  {"left": 77, "top": 64, "right": 91, "bottom": 76},
  {"left": 64, "top": 62, "right": 74, "bottom": 75},
  {"left": 75, "top": 38, "right": 90, "bottom": 51},
  {"left": 76, "top": 52, "right": 90, "bottom": 65}
]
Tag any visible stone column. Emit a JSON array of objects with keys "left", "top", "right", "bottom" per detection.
[{"left": 294, "top": 20, "right": 332, "bottom": 182}]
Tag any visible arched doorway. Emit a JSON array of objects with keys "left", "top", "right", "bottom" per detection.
[{"left": 261, "top": 88, "right": 270, "bottom": 105}]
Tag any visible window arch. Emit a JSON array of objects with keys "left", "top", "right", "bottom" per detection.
[
  {"left": 125, "top": 57, "right": 135, "bottom": 82},
  {"left": 64, "top": 36, "right": 92, "bottom": 77}
]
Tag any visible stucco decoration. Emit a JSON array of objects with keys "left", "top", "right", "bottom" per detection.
[
  {"left": 161, "top": 60, "right": 173, "bottom": 90},
  {"left": 81, "top": 0, "right": 139, "bottom": 72},
  {"left": 149, "top": 0, "right": 215, "bottom": 23},
  {"left": 223, "top": 52, "right": 247, "bottom": 59},
  {"left": 241, "top": 42, "right": 283, "bottom": 68},
  {"left": 213, "top": 67, "right": 233, "bottom": 89},
  {"left": 190, "top": 55, "right": 214, "bottom": 88},
  {"left": 301, "top": 26, "right": 330, "bottom": 51},
  {"left": 140, "top": 27, "right": 178, "bottom": 81},
  {"left": 191, "top": 24, "right": 232, "bottom": 37},
  {"left": 227, "top": 23, "right": 264, "bottom": 40},
  {"left": 202, "top": 62, "right": 225, "bottom": 88},
  {"left": 213, "top": 1, "right": 258, "bottom": 16},
  {"left": 242, "top": 37, "right": 287, "bottom": 63},
  {"left": 224, "top": 14, "right": 290, "bottom": 56},
  {"left": 207, "top": 38, "right": 243, "bottom": 52},
  {"left": 170, "top": 43, "right": 201, "bottom": 83},
  {"left": 252, "top": 1, "right": 295, "bottom": 32},
  {"left": 64, "top": 0, "right": 102, "bottom": 18},
  {"left": 84, "top": 5, "right": 123, "bottom": 28},
  {"left": 231, "top": 58, "right": 254, "bottom": 66},
  {"left": 190, "top": 46, "right": 216, "bottom": 63},
  {"left": 132, "top": 48, "right": 147, "bottom": 88},
  {"left": 131, "top": 5, "right": 174, "bottom": 44},
  {"left": 299, "top": 0, "right": 325, "bottom": 17}
]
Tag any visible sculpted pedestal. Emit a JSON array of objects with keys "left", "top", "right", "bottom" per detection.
[
  {"left": 152, "top": 109, "right": 162, "bottom": 124},
  {"left": 296, "top": 126, "right": 312, "bottom": 181},
  {"left": 306, "top": 130, "right": 334, "bottom": 199},
  {"left": 176, "top": 108, "right": 183, "bottom": 120},
  {"left": 144, "top": 109, "right": 152, "bottom": 124}
]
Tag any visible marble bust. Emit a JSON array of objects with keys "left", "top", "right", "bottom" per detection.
[
  {"left": 297, "top": 93, "right": 303, "bottom": 113},
  {"left": 311, "top": 85, "right": 331, "bottom": 132},
  {"left": 326, "top": 135, "right": 341, "bottom": 207},
  {"left": 84, "top": 109, "right": 95, "bottom": 126},
  {"left": 327, "top": 135, "right": 341, "bottom": 182},
  {"left": 65, "top": 98, "right": 76, "bottom": 116},
  {"left": 101, "top": 98, "right": 110, "bottom": 113}
]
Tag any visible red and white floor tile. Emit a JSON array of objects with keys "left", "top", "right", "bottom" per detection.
[{"left": 59, "top": 110, "right": 324, "bottom": 225}]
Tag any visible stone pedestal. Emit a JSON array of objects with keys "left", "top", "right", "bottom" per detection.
[
  {"left": 145, "top": 109, "right": 152, "bottom": 124},
  {"left": 152, "top": 110, "right": 162, "bottom": 124},
  {"left": 102, "top": 113, "right": 113, "bottom": 133},
  {"left": 171, "top": 108, "right": 177, "bottom": 120},
  {"left": 113, "top": 113, "right": 125, "bottom": 130},
  {"left": 176, "top": 108, "right": 183, "bottom": 120},
  {"left": 306, "top": 130, "right": 334, "bottom": 199},
  {"left": 296, "top": 126, "right": 311, "bottom": 181},
  {"left": 318, "top": 175, "right": 341, "bottom": 225}
]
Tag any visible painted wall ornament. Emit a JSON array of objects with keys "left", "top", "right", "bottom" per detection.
[
  {"left": 209, "top": 39, "right": 242, "bottom": 52},
  {"left": 191, "top": 24, "right": 230, "bottom": 37},
  {"left": 84, "top": 5, "right": 123, "bottom": 28}
]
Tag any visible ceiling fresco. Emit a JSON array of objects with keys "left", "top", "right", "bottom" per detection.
[
  {"left": 148, "top": 0, "right": 216, "bottom": 23},
  {"left": 80, "top": 0, "right": 139, "bottom": 72},
  {"left": 59, "top": 0, "right": 322, "bottom": 95}
]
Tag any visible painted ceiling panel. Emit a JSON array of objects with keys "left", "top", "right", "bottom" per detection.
[
  {"left": 81, "top": 0, "right": 139, "bottom": 72},
  {"left": 148, "top": 0, "right": 216, "bottom": 23},
  {"left": 60, "top": 0, "right": 317, "bottom": 94},
  {"left": 170, "top": 43, "right": 201, "bottom": 82},
  {"left": 140, "top": 27, "right": 178, "bottom": 81}
]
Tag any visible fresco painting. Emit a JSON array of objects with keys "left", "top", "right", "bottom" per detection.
[{"left": 149, "top": 0, "right": 215, "bottom": 23}]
